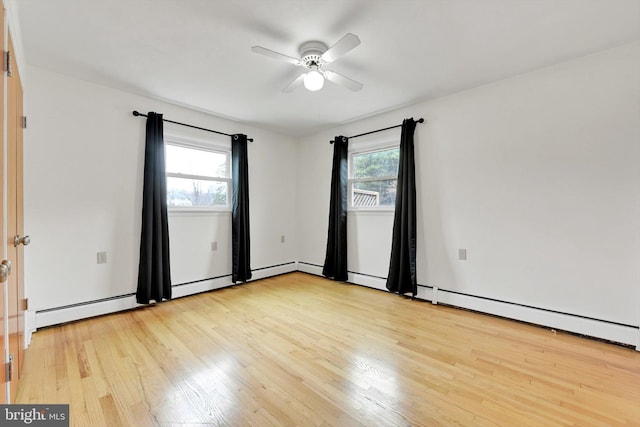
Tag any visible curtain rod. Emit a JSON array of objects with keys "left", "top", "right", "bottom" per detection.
[
  {"left": 132, "top": 111, "right": 254, "bottom": 142},
  {"left": 330, "top": 118, "right": 425, "bottom": 143}
]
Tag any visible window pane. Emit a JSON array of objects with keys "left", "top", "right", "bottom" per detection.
[
  {"left": 352, "top": 148, "right": 399, "bottom": 179},
  {"left": 167, "top": 177, "right": 227, "bottom": 207},
  {"left": 165, "top": 144, "right": 227, "bottom": 178},
  {"left": 352, "top": 179, "right": 397, "bottom": 207}
]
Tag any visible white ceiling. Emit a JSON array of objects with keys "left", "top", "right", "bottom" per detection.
[{"left": 15, "top": 0, "right": 640, "bottom": 136}]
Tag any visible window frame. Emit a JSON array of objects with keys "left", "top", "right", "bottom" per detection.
[
  {"left": 348, "top": 141, "right": 399, "bottom": 212},
  {"left": 164, "top": 135, "right": 232, "bottom": 213}
]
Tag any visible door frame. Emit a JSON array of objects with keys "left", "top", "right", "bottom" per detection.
[{"left": 1, "top": 1, "right": 8, "bottom": 404}]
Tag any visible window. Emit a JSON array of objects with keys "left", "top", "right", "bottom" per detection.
[
  {"left": 165, "top": 141, "right": 230, "bottom": 209},
  {"left": 349, "top": 145, "right": 399, "bottom": 208}
]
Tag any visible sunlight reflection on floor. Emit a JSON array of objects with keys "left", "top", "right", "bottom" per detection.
[
  {"left": 153, "top": 354, "right": 239, "bottom": 425},
  {"left": 346, "top": 352, "right": 407, "bottom": 424}
]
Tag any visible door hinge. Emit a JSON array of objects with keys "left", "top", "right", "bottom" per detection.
[
  {"left": 4, "top": 355, "right": 13, "bottom": 382},
  {"left": 22, "top": 116, "right": 27, "bottom": 129},
  {"left": 4, "top": 50, "right": 11, "bottom": 77}
]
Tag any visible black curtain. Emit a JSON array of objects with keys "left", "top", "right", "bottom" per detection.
[
  {"left": 323, "top": 136, "right": 349, "bottom": 281},
  {"left": 136, "top": 112, "right": 172, "bottom": 304},
  {"left": 386, "top": 118, "right": 418, "bottom": 296},
  {"left": 232, "top": 134, "right": 252, "bottom": 283}
]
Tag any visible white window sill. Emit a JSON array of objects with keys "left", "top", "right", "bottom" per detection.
[
  {"left": 347, "top": 208, "right": 395, "bottom": 215},
  {"left": 168, "top": 207, "right": 231, "bottom": 216}
]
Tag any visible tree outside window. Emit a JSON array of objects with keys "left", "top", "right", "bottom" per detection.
[{"left": 350, "top": 147, "right": 399, "bottom": 208}]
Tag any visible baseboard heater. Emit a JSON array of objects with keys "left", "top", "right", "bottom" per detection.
[
  {"left": 32, "top": 262, "right": 297, "bottom": 330},
  {"left": 297, "top": 262, "right": 640, "bottom": 350}
]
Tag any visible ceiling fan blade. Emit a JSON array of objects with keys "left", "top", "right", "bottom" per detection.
[
  {"left": 323, "top": 70, "right": 363, "bottom": 92},
  {"left": 282, "top": 74, "right": 306, "bottom": 93},
  {"left": 251, "top": 46, "right": 302, "bottom": 66},
  {"left": 321, "top": 33, "right": 361, "bottom": 63}
]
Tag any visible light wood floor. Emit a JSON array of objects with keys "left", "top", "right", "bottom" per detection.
[{"left": 16, "top": 272, "right": 640, "bottom": 426}]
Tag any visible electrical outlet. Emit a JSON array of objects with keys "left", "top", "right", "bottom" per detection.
[
  {"left": 458, "top": 248, "right": 467, "bottom": 261},
  {"left": 211, "top": 241, "right": 218, "bottom": 251},
  {"left": 281, "top": 235, "right": 285, "bottom": 243},
  {"left": 97, "top": 252, "right": 107, "bottom": 264}
]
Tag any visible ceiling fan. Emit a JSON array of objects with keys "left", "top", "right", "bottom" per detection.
[{"left": 251, "top": 33, "right": 363, "bottom": 93}]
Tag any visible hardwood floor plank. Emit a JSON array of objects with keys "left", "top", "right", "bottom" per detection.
[{"left": 16, "top": 272, "right": 640, "bottom": 426}]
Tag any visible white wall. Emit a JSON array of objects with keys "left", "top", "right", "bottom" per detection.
[
  {"left": 24, "top": 66, "right": 298, "bottom": 315},
  {"left": 297, "top": 42, "right": 640, "bottom": 338},
  {"left": 22, "top": 41, "right": 640, "bottom": 347}
]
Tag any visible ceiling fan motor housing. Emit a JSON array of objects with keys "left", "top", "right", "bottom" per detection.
[{"left": 299, "top": 41, "right": 327, "bottom": 67}]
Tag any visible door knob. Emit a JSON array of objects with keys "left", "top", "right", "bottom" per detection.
[
  {"left": 0, "top": 260, "right": 11, "bottom": 283},
  {"left": 14, "top": 235, "right": 30, "bottom": 247}
]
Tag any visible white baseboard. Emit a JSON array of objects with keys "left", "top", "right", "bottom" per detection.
[
  {"left": 171, "top": 275, "right": 233, "bottom": 299},
  {"left": 348, "top": 272, "right": 387, "bottom": 291},
  {"left": 29, "top": 262, "right": 640, "bottom": 351},
  {"left": 250, "top": 262, "right": 297, "bottom": 281},
  {"left": 298, "top": 265, "right": 640, "bottom": 349},
  {"left": 33, "top": 262, "right": 297, "bottom": 330},
  {"left": 36, "top": 294, "right": 138, "bottom": 329},
  {"left": 428, "top": 287, "right": 638, "bottom": 348},
  {"left": 297, "top": 264, "right": 386, "bottom": 291},
  {"left": 24, "top": 310, "right": 36, "bottom": 348},
  {"left": 297, "top": 263, "right": 323, "bottom": 276}
]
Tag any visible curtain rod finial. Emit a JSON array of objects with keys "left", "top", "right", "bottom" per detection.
[
  {"left": 417, "top": 118, "right": 424, "bottom": 123},
  {"left": 132, "top": 110, "right": 140, "bottom": 117}
]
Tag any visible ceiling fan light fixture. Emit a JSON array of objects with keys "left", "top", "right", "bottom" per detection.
[
  {"left": 252, "top": 33, "right": 362, "bottom": 93},
  {"left": 303, "top": 68, "right": 324, "bottom": 91}
]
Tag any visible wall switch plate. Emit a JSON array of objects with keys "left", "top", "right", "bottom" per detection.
[
  {"left": 97, "top": 252, "right": 107, "bottom": 264},
  {"left": 211, "top": 242, "right": 218, "bottom": 251},
  {"left": 458, "top": 248, "right": 467, "bottom": 261},
  {"left": 281, "top": 235, "right": 285, "bottom": 243}
]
